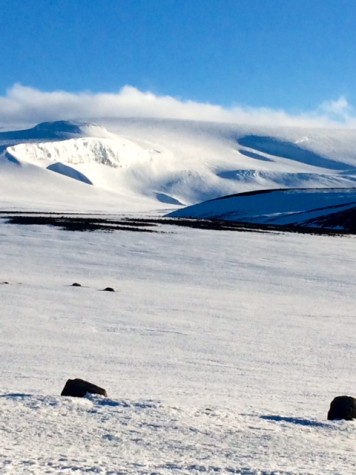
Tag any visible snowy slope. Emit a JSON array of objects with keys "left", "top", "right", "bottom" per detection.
[
  {"left": 1, "top": 119, "right": 356, "bottom": 213},
  {"left": 0, "top": 220, "right": 355, "bottom": 474},
  {"left": 167, "top": 188, "right": 356, "bottom": 233},
  {"left": 0, "top": 155, "right": 159, "bottom": 213}
]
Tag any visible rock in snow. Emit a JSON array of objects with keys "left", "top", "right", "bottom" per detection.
[
  {"left": 327, "top": 396, "right": 356, "bottom": 420},
  {"left": 61, "top": 378, "right": 107, "bottom": 398}
]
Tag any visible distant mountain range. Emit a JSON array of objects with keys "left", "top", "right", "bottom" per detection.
[{"left": 0, "top": 119, "right": 355, "bottom": 231}]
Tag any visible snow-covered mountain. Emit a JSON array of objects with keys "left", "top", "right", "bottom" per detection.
[{"left": 1, "top": 119, "right": 356, "bottom": 213}]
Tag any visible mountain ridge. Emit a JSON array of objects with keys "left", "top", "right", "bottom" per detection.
[{"left": 0, "top": 119, "right": 356, "bottom": 215}]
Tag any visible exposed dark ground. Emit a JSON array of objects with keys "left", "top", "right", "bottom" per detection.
[{"left": 0, "top": 212, "right": 354, "bottom": 236}]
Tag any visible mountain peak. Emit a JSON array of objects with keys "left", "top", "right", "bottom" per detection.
[
  {"left": 32, "top": 120, "right": 85, "bottom": 137},
  {"left": 0, "top": 120, "right": 112, "bottom": 141}
]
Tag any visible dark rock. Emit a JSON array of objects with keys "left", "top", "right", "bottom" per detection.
[
  {"left": 327, "top": 395, "right": 356, "bottom": 420},
  {"left": 71, "top": 282, "right": 82, "bottom": 287},
  {"left": 61, "top": 378, "right": 107, "bottom": 398},
  {"left": 103, "top": 287, "right": 115, "bottom": 292}
]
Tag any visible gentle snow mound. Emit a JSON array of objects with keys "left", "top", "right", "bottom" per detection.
[{"left": 167, "top": 187, "right": 356, "bottom": 233}]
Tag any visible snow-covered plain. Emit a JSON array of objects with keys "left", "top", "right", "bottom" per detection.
[
  {"left": 0, "top": 219, "right": 355, "bottom": 474},
  {"left": 0, "top": 118, "right": 355, "bottom": 474}
]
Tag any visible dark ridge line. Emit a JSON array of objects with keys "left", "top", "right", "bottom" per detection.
[
  {"left": 0, "top": 211, "right": 121, "bottom": 216},
  {"left": 159, "top": 218, "right": 353, "bottom": 236},
  {"left": 1, "top": 214, "right": 354, "bottom": 236},
  {"left": 211, "top": 186, "right": 356, "bottom": 202},
  {"left": 4, "top": 215, "right": 158, "bottom": 233}
]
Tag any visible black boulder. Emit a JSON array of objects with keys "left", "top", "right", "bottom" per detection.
[
  {"left": 327, "top": 395, "right": 356, "bottom": 420},
  {"left": 61, "top": 378, "right": 107, "bottom": 398}
]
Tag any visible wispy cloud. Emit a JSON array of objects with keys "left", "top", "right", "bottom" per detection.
[
  {"left": 319, "top": 96, "right": 353, "bottom": 121},
  {"left": 1, "top": 83, "right": 355, "bottom": 129}
]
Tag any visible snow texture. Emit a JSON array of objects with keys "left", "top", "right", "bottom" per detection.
[{"left": 0, "top": 219, "right": 355, "bottom": 474}]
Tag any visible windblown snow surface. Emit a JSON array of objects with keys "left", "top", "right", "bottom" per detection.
[{"left": 0, "top": 119, "right": 355, "bottom": 474}]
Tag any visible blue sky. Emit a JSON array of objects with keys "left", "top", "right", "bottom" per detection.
[{"left": 0, "top": 0, "right": 355, "bottom": 125}]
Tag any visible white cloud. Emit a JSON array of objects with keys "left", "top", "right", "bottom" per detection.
[
  {"left": 319, "top": 96, "right": 353, "bottom": 119},
  {"left": 1, "top": 83, "right": 356, "bottom": 129}
]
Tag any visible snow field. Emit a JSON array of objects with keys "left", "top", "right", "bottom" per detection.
[{"left": 0, "top": 220, "right": 355, "bottom": 474}]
